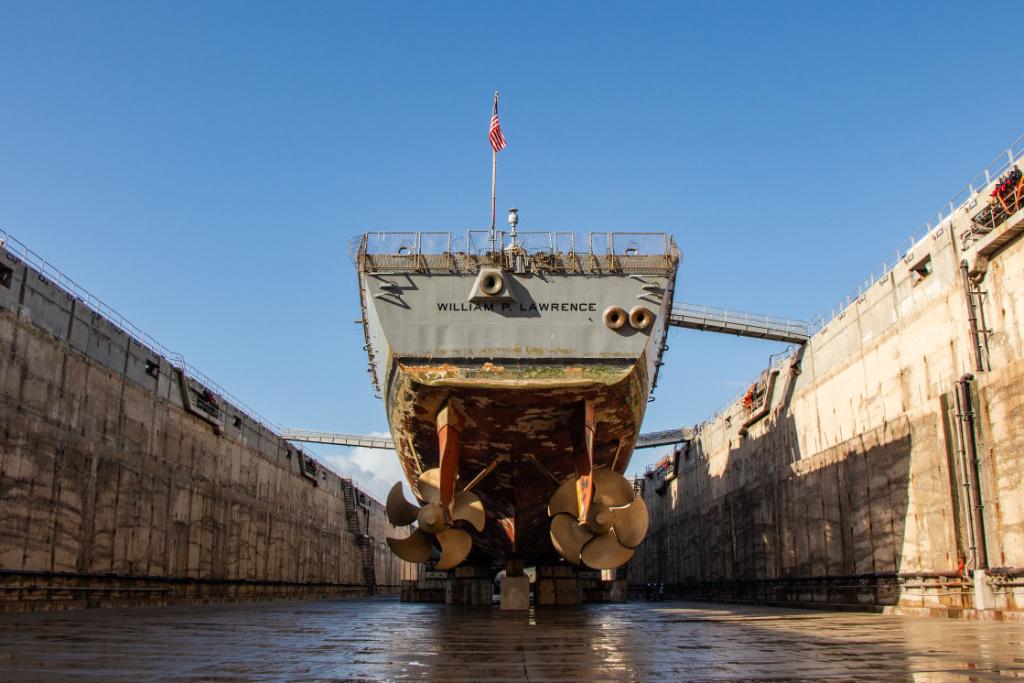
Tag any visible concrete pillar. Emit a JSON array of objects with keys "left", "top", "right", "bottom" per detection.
[
  {"left": 973, "top": 570, "right": 994, "bottom": 611},
  {"left": 400, "top": 565, "right": 447, "bottom": 602},
  {"left": 536, "top": 564, "right": 582, "bottom": 606},
  {"left": 446, "top": 565, "right": 493, "bottom": 605},
  {"left": 500, "top": 576, "right": 529, "bottom": 611},
  {"left": 608, "top": 579, "right": 628, "bottom": 602}
]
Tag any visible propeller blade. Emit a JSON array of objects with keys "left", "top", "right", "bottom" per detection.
[
  {"left": 593, "top": 469, "right": 634, "bottom": 508},
  {"left": 580, "top": 529, "right": 635, "bottom": 570},
  {"left": 386, "top": 529, "right": 434, "bottom": 563},
  {"left": 548, "top": 477, "right": 580, "bottom": 518},
  {"left": 451, "top": 490, "right": 485, "bottom": 532},
  {"left": 612, "top": 495, "right": 648, "bottom": 548},
  {"left": 549, "top": 512, "right": 594, "bottom": 565},
  {"left": 434, "top": 528, "right": 472, "bottom": 570},
  {"left": 417, "top": 467, "right": 441, "bottom": 505},
  {"left": 386, "top": 481, "right": 420, "bottom": 527}
]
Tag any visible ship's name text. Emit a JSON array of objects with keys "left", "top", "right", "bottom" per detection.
[{"left": 436, "top": 301, "right": 598, "bottom": 313}]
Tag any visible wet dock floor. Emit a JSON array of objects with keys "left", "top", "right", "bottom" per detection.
[{"left": 0, "top": 598, "right": 1021, "bottom": 682}]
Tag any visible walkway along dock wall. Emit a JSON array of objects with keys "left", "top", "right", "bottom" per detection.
[
  {"left": 0, "top": 237, "right": 414, "bottom": 611},
  {"left": 631, "top": 162, "right": 1024, "bottom": 621}
]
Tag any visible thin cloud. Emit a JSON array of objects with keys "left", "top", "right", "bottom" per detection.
[{"left": 315, "top": 432, "right": 406, "bottom": 502}]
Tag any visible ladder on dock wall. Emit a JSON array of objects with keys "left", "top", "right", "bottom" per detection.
[
  {"left": 669, "top": 303, "right": 811, "bottom": 345},
  {"left": 959, "top": 262, "right": 992, "bottom": 373},
  {"left": 340, "top": 479, "right": 376, "bottom": 595}
]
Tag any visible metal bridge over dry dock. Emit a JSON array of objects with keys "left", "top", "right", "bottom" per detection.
[
  {"left": 635, "top": 427, "right": 693, "bottom": 449},
  {"left": 669, "top": 303, "right": 811, "bottom": 345},
  {"left": 281, "top": 429, "right": 394, "bottom": 450},
  {"left": 282, "top": 427, "right": 695, "bottom": 449}
]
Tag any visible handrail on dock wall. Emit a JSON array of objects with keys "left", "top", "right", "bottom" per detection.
[
  {"left": 810, "top": 133, "right": 1024, "bottom": 336},
  {"left": 0, "top": 229, "right": 362, "bottom": 488},
  {"left": 0, "top": 229, "right": 281, "bottom": 433},
  {"left": 689, "top": 133, "right": 1024, "bottom": 433}
]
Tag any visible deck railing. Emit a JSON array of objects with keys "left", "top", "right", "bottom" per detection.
[{"left": 355, "top": 230, "right": 680, "bottom": 274}]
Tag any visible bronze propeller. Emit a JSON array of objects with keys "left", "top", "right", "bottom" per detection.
[
  {"left": 548, "top": 468, "right": 648, "bottom": 570},
  {"left": 385, "top": 468, "right": 485, "bottom": 570}
]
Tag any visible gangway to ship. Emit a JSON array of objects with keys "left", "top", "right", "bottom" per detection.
[
  {"left": 670, "top": 302, "right": 811, "bottom": 344},
  {"left": 282, "top": 427, "right": 692, "bottom": 450},
  {"left": 635, "top": 427, "right": 692, "bottom": 449},
  {"left": 281, "top": 429, "right": 394, "bottom": 450}
]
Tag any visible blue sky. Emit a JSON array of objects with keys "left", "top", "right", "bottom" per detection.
[{"left": 2, "top": 1, "right": 1020, "bottom": 499}]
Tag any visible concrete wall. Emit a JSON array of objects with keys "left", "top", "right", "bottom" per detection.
[
  {"left": 631, "top": 179, "right": 1024, "bottom": 620},
  {"left": 0, "top": 243, "right": 414, "bottom": 611}
]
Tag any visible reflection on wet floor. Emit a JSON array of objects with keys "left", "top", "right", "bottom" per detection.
[{"left": 0, "top": 598, "right": 1021, "bottom": 681}]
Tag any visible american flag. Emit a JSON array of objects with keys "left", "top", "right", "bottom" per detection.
[{"left": 489, "top": 97, "right": 507, "bottom": 153}]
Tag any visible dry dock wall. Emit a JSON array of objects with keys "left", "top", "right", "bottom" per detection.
[
  {"left": 0, "top": 239, "right": 414, "bottom": 611},
  {"left": 631, "top": 183, "right": 1024, "bottom": 620}
]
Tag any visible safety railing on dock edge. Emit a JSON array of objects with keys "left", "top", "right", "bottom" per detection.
[
  {"left": 810, "top": 225, "right": 932, "bottom": 333},
  {"left": 936, "top": 134, "right": 1024, "bottom": 233},
  {"left": 695, "top": 346, "right": 796, "bottom": 428},
  {"left": 810, "top": 132, "right": 1024, "bottom": 338},
  {"left": 0, "top": 229, "right": 282, "bottom": 430},
  {"left": 0, "top": 228, "right": 366, "bottom": 481},
  {"left": 697, "top": 133, "right": 1024, "bottom": 432}
]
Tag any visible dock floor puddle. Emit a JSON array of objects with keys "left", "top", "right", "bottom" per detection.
[{"left": 0, "top": 598, "right": 1021, "bottom": 681}]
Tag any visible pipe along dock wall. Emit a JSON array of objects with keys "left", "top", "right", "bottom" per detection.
[
  {"left": 631, "top": 204, "right": 1024, "bottom": 620},
  {"left": 0, "top": 242, "right": 414, "bottom": 611}
]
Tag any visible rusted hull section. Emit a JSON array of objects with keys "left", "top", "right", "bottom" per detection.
[{"left": 385, "top": 359, "right": 650, "bottom": 563}]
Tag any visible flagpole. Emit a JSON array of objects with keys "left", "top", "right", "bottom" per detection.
[
  {"left": 489, "top": 91, "right": 499, "bottom": 257},
  {"left": 490, "top": 148, "right": 497, "bottom": 255}
]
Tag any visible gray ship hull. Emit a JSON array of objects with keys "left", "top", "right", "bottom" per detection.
[{"left": 356, "top": 231, "right": 679, "bottom": 566}]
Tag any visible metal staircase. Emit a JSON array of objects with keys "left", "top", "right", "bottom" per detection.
[
  {"left": 340, "top": 478, "right": 376, "bottom": 595},
  {"left": 960, "top": 263, "right": 992, "bottom": 373},
  {"left": 633, "top": 476, "right": 646, "bottom": 497}
]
